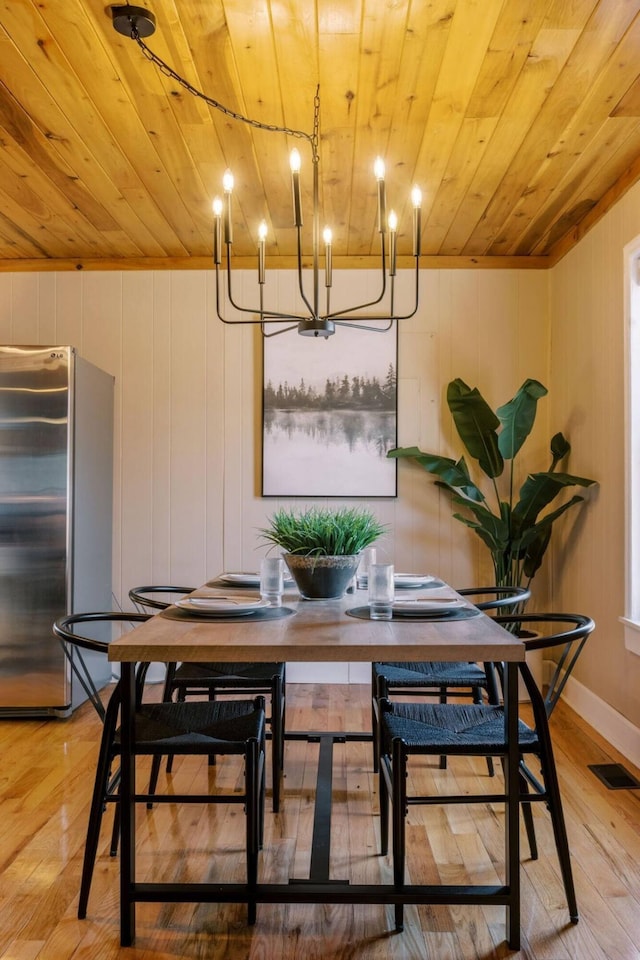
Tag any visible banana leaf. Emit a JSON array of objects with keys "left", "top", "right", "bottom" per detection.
[
  {"left": 522, "top": 526, "right": 552, "bottom": 581},
  {"left": 550, "top": 432, "right": 570, "bottom": 470},
  {"left": 389, "top": 447, "right": 486, "bottom": 502},
  {"left": 512, "top": 471, "right": 596, "bottom": 528},
  {"left": 446, "top": 379, "right": 503, "bottom": 478},
  {"left": 449, "top": 495, "right": 510, "bottom": 547},
  {"left": 496, "top": 379, "right": 547, "bottom": 461}
]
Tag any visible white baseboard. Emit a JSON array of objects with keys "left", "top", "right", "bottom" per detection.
[
  {"left": 286, "top": 662, "right": 370, "bottom": 683},
  {"left": 556, "top": 666, "right": 640, "bottom": 770}
]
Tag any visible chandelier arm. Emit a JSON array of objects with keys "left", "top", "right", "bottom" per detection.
[
  {"left": 213, "top": 263, "right": 252, "bottom": 326},
  {"left": 223, "top": 248, "right": 303, "bottom": 321},
  {"left": 261, "top": 321, "right": 301, "bottom": 338},
  {"left": 384, "top": 258, "right": 421, "bottom": 321},
  {"left": 334, "top": 319, "right": 395, "bottom": 333},
  {"left": 219, "top": 258, "right": 312, "bottom": 324},
  {"left": 330, "top": 257, "right": 421, "bottom": 324},
  {"left": 323, "top": 233, "right": 389, "bottom": 321}
]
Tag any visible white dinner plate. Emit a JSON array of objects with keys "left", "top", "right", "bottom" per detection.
[
  {"left": 359, "top": 573, "right": 438, "bottom": 588},
  {"left": 219, "top": 572, "right": 261, "bottom": 586},
  {"left": 175, "top": 596, "right": 270, "bottom": 616},
  {"left": 219, "top": 572, "right": 293, "bottom": 587},
  {"left": 392, "top": 598, "right": 466, "bottom": 617},
  {"left": 393, "top": 574, "right": 439, "bottom": 588}
]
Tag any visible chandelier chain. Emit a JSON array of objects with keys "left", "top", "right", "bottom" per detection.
[{"left": 129, "top": 24, "right": 316, "bottom": 152}]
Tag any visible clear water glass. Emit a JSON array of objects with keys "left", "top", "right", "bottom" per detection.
[
  {"left": 368, "top": 563, "right": 394, "bottom": 620},
  {"left": 260, "top": 556, "right": 284, "bottom": 606},
  {"left": 356, "top": 546, "right": 377, "bottom": 590}
]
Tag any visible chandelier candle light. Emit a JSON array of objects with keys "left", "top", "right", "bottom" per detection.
[{"left": 111, "top": 3, "right": 423, "bottom": 339}]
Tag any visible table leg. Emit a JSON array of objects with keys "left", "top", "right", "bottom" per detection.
[
  {"left": 119, "top": 662, "right": 136, "bottom": 945},
  {"left": 504, "top": 661, "right": 521, "bottom": 950}
]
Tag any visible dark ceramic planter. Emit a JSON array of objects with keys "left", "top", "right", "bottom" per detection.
[{"left": 283, "top": 553, "right": 360, "bottom": 600}]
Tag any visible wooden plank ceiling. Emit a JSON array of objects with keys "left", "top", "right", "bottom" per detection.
[{"left": 2, "top": 0, "right": 640, "bottom": 270}]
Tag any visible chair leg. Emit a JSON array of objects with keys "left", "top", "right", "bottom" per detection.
[
  {"left": 78, "top": 739, "right": 117, "bottom": 918},
  {"left": 379, "top": 754, "right": 389, "bottom": 856},
  {"left": 372, "top": 673, "right": 387, "bottom": 774},
  {"left": 438, "top": 686, "right": 448, "bottom": 770},
  {"left": 109, "top": 796, "right": 120, "bottom": 856},
  {"left": 537, "top": 738, "right": 578, "bottom": 921},
  {"left": 271, "top": 677, "right": 284, "bottom": 813},
  {"left": 147, "top": 755, "right": 162, "bottom": 807},
  {"left": 519, "top": 769, "right": 538, "bottom": 860},
  {"left": 372, "top": 698, "right": 381, "bottom": 775},
  {"left": 371, "top": 667, "right": 379, "bottom": 773},
  {"left": 391, "top": 737, "right": 407, "bottom": 932},
  {"left": 245, "top": 738, "right": 261, "bottom": 925}
]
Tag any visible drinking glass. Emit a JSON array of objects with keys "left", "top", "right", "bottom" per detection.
[
  {"left": 260, "top": 556, "right": 284, "bottom": 606},
  {"left": 368, "top": 563, "right": 394, "bottom": 620},
  {"left": 356, "top": 546, "right": 377, "bottom": 590}
]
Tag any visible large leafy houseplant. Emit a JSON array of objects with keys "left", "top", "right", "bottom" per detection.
[{"left": 388, "top": 378, "right": 597, "bottom": 589}]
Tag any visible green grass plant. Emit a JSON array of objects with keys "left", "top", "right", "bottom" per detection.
[{"left": 260, "top": 507, "right": 385, "bottom": 557}]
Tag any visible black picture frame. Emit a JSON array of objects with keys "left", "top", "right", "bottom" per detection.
[{"left": 262, "top": 323, "right": 398, "bottom": 497}]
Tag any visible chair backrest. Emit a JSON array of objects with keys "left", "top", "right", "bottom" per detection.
[
  {"left": 128, "top": 584, "right": 196, "bottom": 611},
  {"left": 456, "top": 585, "right": 531, "bottom": 612},
  {"left": 493, "top": 612, "right": 595, "bottom": 719},
  {"left": 53, "top": 611, "right": 152, "bottom": 719},
  {"left": 53, "top": 610, "right": 152, "bottom": 652}
]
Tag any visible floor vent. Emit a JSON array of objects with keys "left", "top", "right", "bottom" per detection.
[{"left": 588, "top": 762, "right": 640, "bottom": 790}]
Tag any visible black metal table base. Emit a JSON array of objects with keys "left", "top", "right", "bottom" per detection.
[
  {"left": 118, "top": 663, "right": 521, "bottom": 950},
  {"left": 131, "top": 880, "right": 512, "bottom": 906}
]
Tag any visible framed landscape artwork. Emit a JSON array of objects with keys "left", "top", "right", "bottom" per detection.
[{"left": 262, "top": 324, "right": 397, "bottom": 497}]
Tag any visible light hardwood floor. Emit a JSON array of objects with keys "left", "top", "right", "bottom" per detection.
[{"left": 0, "top": 682, "right": 638, "bottom": 960}]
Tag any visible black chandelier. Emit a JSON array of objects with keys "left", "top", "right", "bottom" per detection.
[{"left": 111, "top": 4, "right": 422, "bottom": 339}]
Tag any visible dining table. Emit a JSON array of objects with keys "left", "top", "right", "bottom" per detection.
[{"left": 108, "top": 576, "right": 525, "bottom": 949}]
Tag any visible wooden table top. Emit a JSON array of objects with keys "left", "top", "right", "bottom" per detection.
[{"left": 109, "top": 582, "right": 525, "bottom": 665}]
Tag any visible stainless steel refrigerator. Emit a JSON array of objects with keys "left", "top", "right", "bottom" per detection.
[{"left": 0, "top": 345, "right": 114, "bottom": 716}]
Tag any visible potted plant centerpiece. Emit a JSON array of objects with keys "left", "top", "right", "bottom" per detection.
[
  {"left": 388, "top": 378, "right": 597, "bottom": 593},
  {"left": 260, "top": 507, "right": 385, "bottom": 600}
]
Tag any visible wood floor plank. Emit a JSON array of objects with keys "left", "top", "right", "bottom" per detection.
[{"left": 0, "top": 683, "right": 638, "bottom": 959}]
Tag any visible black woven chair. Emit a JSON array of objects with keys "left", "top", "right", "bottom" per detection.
[
  {"left": 378, "top": 612, "right": 595, "bottom": 931},
  {"left": 53, "top": 612, "right": 266, "bottom": 924},
  {"left": 129, "top": 585, "right": 286, "bottom": 812},
  {"left": 371, "top": 585, "right": 530, "bottom": 772}
]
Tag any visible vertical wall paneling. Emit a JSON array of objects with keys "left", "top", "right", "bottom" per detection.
[
  {"left": 54, "top": 272, "right": 83, "bottom": 349},
  {"left": 204, "top": 270, "right": 225, "bottom": 580},
  {"left": 221, "top": 273, "right": 247, "bottom": 573},
  {"left": 10, "top": 274, "right": 39, "bottom": 343},
  {"left": 37, "top": 273, "right": 56, "bottom": 343},
  {"left": 151, "top": 272, "right": 172, "bottom": 583},
  {"left": 0, "top": 276, "right": 12, "bottom": 340},
  {"left": 168, "top": 271, "right": 208, "bottom": 585},
  {"left": 119, "top": 272, "right": 154, "bottom": 604}
]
